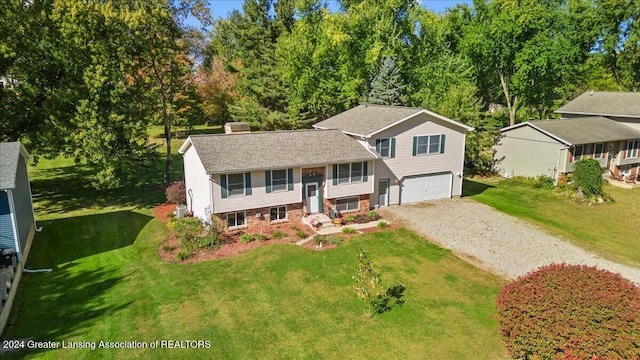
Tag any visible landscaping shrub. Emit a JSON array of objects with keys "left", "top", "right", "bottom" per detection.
[
  {"left": 165, "top": 180, "right": 186, "bottom": 204},
  {"left": 495, "top": 263, "right": 640, "bottom": 359},
  {"left": 255, "top": 233, "right": 268, "bottom": 242},
  {"left": 239, "top": 233, "right": 255, "bottom": 243},
  {"left": 573, "top": 158, "right": 604, "bottom": 199},
  {"left": 342, "top": 227, "right": 357, "bottom": 235},
  {"left": 271, "top": 230, "right": 287, "bottom": 239},
  {"left": 176, "top": 250, "right": 192, "bottom": 261},
  {"left": 533, "top": 175, "right": 554, "bottom": 188},
  {"left": 367, "top": 210, "right": 381, "bottom": 220},
  {"left": 314, "top": 235, "right": 344, "bottom": 246},
  {"left": 353, "top": 214, "right": 371, "bottom": 224},
  {"left": 169, "top": 217, "right": 224, "bottom": 259},
  {"left": 294, "top": 229, "right": 308, "bottom": 239},
  {"left": 324, "top": 235, "right": 344, "bottom": 246},
  {"left": 345, "top": 214, "right": 356, "bottom": 223},
  {"left": 377, "top": 221, "right": 389, "bottom": 229}
]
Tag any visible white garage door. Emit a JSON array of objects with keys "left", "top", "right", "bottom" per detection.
[{"left": 400, "top": 173, "right": 452, "bottom": 204}]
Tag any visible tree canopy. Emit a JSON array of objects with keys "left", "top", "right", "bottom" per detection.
[{"left": 2, "top": 0, "right": 637, "bottom": 186}]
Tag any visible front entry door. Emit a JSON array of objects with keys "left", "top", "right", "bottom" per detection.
[
  {"left": 378, "top": 179, "right": 389, "bottom": 207},
  {"left": 305, "top": 182, "right": 320, "bottom": 214}
]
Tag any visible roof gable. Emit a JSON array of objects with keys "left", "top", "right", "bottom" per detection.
[
  {"left": 0, "top": 142, "right": 29, "bottom": 190},
  {"left": 179, "top": 129, "right": 377, "bottom": 174},
  {"left": 501, "top": 117, "right": 640, "bottom": 145},
  {"left": 556, "top": 91, "right": 640, "bottom": 118},
  {"left": 313, "top": 104, "right": 473, "bottom": 137}
]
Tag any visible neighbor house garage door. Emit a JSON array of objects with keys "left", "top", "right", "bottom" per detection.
[{"left": 400, "top": 173, "right": 452, "bottom": 204}]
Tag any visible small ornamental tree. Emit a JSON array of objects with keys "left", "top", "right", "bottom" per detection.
[
  {"left": 573, "top": 158, "right": 604, "bottom": 199},
  {"left": 353, "top": 250, "right": 405, "bottom": 318},
  {"left": 353, "top": 250, "right": 383, "bottom": 318},
  {"left": 166, "top": 180, "right": 186, "bottom": 205},
  {"left": 496, "top": 263, "right": 640, "bottom": 359}
]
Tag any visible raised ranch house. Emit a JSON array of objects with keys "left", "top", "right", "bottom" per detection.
[
  {"left": 495, "top": 91, "right": 640, "bottom": 181},
  {"left": 0, "top": 142, "right": 37, "bottom": 336},
  {"left": 179, "top": 105, "right": 472, "bottom": 229}
]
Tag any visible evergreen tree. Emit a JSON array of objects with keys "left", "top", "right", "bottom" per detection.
[{"left": 367, "top": 57, "right": 406, "bottom": 105}]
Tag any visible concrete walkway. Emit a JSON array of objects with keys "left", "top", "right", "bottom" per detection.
[{"left": 295, "top": 220, "right": 389, "bottom": 245}]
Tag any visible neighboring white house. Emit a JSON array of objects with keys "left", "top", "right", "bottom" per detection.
[{"left": 179, "top": 105, "right": 473, "bottom": 229}]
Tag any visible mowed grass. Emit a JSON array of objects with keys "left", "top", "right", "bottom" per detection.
[
  {"left": 465, "top": 178, "right": 640, "bottom": 268},
  {"left": 2, "top": 157, "right": 509, "bottom": 359}
]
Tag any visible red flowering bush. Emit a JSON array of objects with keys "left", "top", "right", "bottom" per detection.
[
  {"left": 165, "top": 180, "right": 186, "bottom": 204},
  {"left": 496, "top": 263, "right": 640, "bottom": 359}
]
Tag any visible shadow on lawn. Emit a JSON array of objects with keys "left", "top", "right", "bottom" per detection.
[
  {"left": 28, "top": 210, "right": 154, "bottom": 265},
  {"left": 29, "top": 162, "right": 176, "bottom": 215},
  {"left": 462, "top": 179, "right": 495, "bottom": 197},
  {"left": 3, "top": 263, "right": 131, "bottom": 358}
]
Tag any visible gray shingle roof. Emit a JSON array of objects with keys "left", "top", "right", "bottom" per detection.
[
  {"left": 0, "top": 142, "right": 25, "bottom": 189},
  {"left": 525, "top": 117, "right": 640, "bottom": 145},
  {"left": 314, "top": 104, "right": 472, "bottom": 136},
  {"left": 556, "top": 91, "right": 640, "bottom": 118},
  {"left": 182, "top": 129, "right": 377, "bottom": 174}
]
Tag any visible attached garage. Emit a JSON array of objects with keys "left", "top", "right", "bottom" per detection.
[{"left": 400, "top": 173, "right": 452, "bottom": 204}]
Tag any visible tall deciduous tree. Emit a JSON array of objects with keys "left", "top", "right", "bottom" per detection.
[
  {"left": 462, "top": 0, "right": 596, "bottom": 125},
  {"left": 0, "top": 0, "right": 206, "bottom": 188},
  {"left": 593, "top": 0, "right": 640, "bottom": 91}
]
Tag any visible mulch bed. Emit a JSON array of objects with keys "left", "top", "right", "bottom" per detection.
[{"left": 152, "top": 203, "right": 396, "bottom": 263}]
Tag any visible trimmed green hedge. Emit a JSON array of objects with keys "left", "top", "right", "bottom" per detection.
[{"left": 573, "top": 158, "right": 603, "bottom": 199}]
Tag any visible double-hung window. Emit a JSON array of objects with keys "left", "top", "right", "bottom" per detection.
[
  {"left": 227, "top": 211, "right": 246, "bottom": 228},
  {"left": 227, "top": 173, "right": 245, "bottom": 197},
  {"left": 414, "top": 135, "right": 445, "bottom": 156},
  {"left": 573, "top": 145, "right": 584, "bottom": 162},
  {"left": 271, "top": 170, "right": 287, "bottom": 192},
  {"left": 336, "top": 162, "right": 366, "bottom": 184},
  {"left": 379, "top": 138, "right": 390, "bottom": 157},
  {"left": 627, "top": 140, "right": 639, "bottom": 159},
  {"left": 593, "top": 143, "right": 604, "bottom": 159}
]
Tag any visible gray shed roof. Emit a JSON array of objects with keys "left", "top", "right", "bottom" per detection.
[
  {"left": 507, "top": 117, "right": 640, "bottom": 145},
  {"left": 314, "top": 104, "right": 473, "bottom": 137},
  {"left": 180, "top": 129, "right": 377, "bottom": 174},
  {"left": 556, "top": 91, "right": 640, "bottom": 118},
  {"left": 0, "top": 142, "right": 28, "bottom": 190}
]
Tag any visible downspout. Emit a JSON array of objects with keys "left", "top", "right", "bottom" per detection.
[
  {"left": 27, "top": 177, "right": 42, "bottom": 233},
  {"left": 6, "top": 190, "right": 22, "bottom": 262}
]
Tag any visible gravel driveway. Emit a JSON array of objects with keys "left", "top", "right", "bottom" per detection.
[{"left": 382, "top": 198, "right": 640, "bottom": 285}]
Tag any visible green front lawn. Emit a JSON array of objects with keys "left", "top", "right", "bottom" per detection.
[
  {"left": 465, "top": 178, "right": 640, "bottom": 268},
  {"left": 2, "top": 160, "right": 509, "bottom": 359}
]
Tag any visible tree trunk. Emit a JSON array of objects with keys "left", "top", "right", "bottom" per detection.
[
  {"left": 498, "top": 70, "right": 517, "bottom": 126},
  {"left": 149, "top": 40, "right": 172, "bottom": 187},
  {"left": 163, "top": 105, "right": 172, "bottom": 187}
]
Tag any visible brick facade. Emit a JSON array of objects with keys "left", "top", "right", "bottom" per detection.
[
  {"left": 219, "top": 202, "right": 304, "bottom": 230},
  {"left": 324, "top": 193, "right": 371, "bottom": 214}
]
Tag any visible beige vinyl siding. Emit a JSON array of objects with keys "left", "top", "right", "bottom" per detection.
[
  {"left": 370, "top": 113, "right": 466, "bottom": 201},
  {"left": 212, "top": 168, "right": 302, "bottom": 213},
  {"left": 617, "top": 139, "right": 640, "bottom": 166},
  {"left": 370, "top": 161, "right": 400, "bottom": 207},
  {"left": 495, "top": 125, "right": 566, "bottom": 179},
  {"left": 183, "top": 145, "right": 213, "bottom": 220},
  {"left": 326, "top": 160, "right": 375, "bottom": 199}
]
